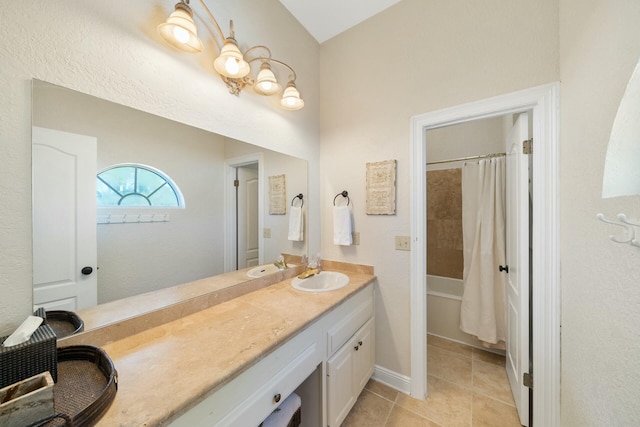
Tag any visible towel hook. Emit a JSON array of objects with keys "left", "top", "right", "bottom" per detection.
[
  {"left": 596, "top": 213, "right": 635, "bottom": 244},
  {"left": 291, "top": 193, "right": 304, "bottom": 207},
  {"left": 333, "top": 191, "right": 350, "bottom": 206}
]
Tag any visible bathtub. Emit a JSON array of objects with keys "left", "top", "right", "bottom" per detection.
[{"left": 427, "top": 274, "right": 496, "bottom": 350}]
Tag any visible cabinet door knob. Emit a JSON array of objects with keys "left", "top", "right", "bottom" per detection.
[
  {"left": 354, "top": 345, "right": 359, "bottom": 351},
  {"left": 273, "top": 393, "right": 281, "bottom": 403},
  {"left": 358, "top": 340, "right": 363, "bottom": 346}
]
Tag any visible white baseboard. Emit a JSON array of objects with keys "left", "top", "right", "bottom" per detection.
[{"left": 371, "top": 365, "right": 412, "bottom": 396}]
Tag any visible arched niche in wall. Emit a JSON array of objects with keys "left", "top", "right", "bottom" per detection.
[{"left": 602, "top": 57, "right": 640, "bottom": 198}]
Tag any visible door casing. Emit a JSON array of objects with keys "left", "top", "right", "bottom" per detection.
[{"left": 224, "top": 153, "right": 264, "bottom": 273}]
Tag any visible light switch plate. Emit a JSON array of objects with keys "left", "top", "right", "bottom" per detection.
[
  {"left": 263, "top": 228, "right": 271, "bottom": 238},
  {"left": 395, "top": 236, "right": 410, "bottom": 251}
]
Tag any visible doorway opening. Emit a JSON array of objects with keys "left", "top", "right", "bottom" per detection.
[
  {"left": 224, "top": 153, "right": 264, "bottom": 273},
  {"left": 425, "top": 111, "right": 532, "bottom": 425},
  {"left": 410, "top": 83, "right": 560, "bottom": 426}
]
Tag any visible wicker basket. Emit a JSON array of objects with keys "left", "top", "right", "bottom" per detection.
[
  {"left": 44, "top": 311, "right": 84, "bottom": 339},
  {"left": 39, "top": 345, "right": 118, "bottom": 427},
  {"left": 0, "top": 323, "right": 57, "bottom": 388}
]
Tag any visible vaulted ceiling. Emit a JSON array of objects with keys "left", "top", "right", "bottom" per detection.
[{"left": 278, "top": 0, "right": 402, "bottom": 44}]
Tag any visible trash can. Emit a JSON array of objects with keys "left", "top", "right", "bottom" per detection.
[{"left": 259, "top": 392, "right": 301, "bottom": 427}]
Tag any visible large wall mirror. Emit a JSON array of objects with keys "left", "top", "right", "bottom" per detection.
[
  {"left": 602, "top": 57, "right": 640, "bottom": 198},
  {"left": 32, "top": 80, "right": 307, "bottom": 331}
]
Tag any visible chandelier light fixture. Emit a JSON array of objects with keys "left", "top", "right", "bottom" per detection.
[{"left": 157, "top": 0, "right": 304, "bottom": 110}]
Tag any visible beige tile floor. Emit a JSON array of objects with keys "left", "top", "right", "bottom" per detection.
[{"left": 341, "top": 335, "right": 523, "bottom": 427}]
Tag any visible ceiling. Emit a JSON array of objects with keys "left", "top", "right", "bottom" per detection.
[{"left": 278, "top": 0, "right": 402, "bottom": 44}]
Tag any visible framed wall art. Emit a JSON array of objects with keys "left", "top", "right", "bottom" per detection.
[
  {"left": 366, "top": 160, "right": 396, "bottom": 215},
  {"left": 268, "top": 174, "right": 286, "bottom": 215}
]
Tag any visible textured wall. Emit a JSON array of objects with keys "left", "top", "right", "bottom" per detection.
[
  {"left": 426, "top": 169, "right": 463, "bottom": 279},
  {"left": 320, "top": 0, "right": 559, "bottom": 377},
  {"left": 559, "top": 0, "right": 640, "bottom": 424},
  {"left": 0, "top": 0, "right": 319, "bottom": 335}
]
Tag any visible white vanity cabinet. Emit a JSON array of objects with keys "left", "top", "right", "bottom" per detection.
[
  {"left": 326, "top": 314, "right": 375, "bottom": 426},
  {"left": 170, "top": 283, "right": 374, "bottom": 427}
]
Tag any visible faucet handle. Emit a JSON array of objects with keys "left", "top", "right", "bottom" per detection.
[
  {"left": 314, "top": 253, "right": 322, "bottom": 270},
  {"left": 278, "top": 254, "right": 288, "bottom": 268},
  {"left": 300, "top": 254, "right": 308, "bottom": 266}
]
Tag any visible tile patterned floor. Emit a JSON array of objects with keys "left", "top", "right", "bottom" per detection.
[{"left": 341, "top": 335, "right": 523, "bottom": 427}]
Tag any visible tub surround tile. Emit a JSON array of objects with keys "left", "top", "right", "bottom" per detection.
[
  {"left": 426, "top": 169, "right": 462, "bottom": 220},
  {"left": 426, "top": 168, "right": 464, "bottom": 279}
]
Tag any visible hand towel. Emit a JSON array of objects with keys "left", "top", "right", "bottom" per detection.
[
  {"left": 333, "top": 205, "right": 352, "bottom": 245},
  {"left": 288, "top": 205, "right": 304, "bottom": 241}
]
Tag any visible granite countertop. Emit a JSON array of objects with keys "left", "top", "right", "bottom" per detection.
[{"left": 95, "top": 262, "right": 375, "bottom": 426}]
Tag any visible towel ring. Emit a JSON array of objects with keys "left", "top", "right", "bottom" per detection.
[
  {"left": 291, "top": 193, "right": 304, "bottom": 207},
  {"left": 333, "top": 191, "right": 350, "bottom": 206}
]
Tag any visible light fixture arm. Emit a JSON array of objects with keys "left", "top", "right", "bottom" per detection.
[
  {"left": 194, "top": 0, "right": 226, "bottom": 46},
  {"left": 157, "top": 1, "right": 304, "bottom": 109},
  {"left": 265, "top": 58, "right": 297, "bottom": 82},
  {"left": 244, "top": 45, "right": 298, "bottom": 82}
]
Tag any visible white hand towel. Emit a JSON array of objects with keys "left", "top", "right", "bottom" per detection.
[
  {"left": 288, "top": 206, "right": 304, "bottom": 241},
  {"left": 333, "top": 205, "right": 352, "bottom": 245}
]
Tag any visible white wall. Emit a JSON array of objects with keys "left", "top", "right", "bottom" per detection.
[
  {"left": 559, "top": 0, "right": 640, "bottom": 424},
  {"left": 223, "top": 140, "right": 308, "bottom": 262},
  {"left": 319, "top": 0, "right": 558, "bottom": 380},
  {"left": 33, "top": 82, "right": 228, "bottom": 303},
  {"left": 426, "top": 115, "right": 506, "bottom": 166},
  {"left": 0, "top": 0, "right": 320, "bottom": 335}
]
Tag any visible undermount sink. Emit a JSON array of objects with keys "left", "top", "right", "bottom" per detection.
[
  {"left": 247, "top": 263, "right": 296, "bottom": 278},
  {"left": 291, "top": 271, "right": 350, "bottom": 292}
]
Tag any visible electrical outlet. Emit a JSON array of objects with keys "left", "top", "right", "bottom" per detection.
[
  {"left": 395, "top": 236, "right": 410, "bottom": 251},
  {"left": 263, "top": 228, "right": 271, "bottom": 238},
  {"left": 352, "top": 232, "right": 360, "bottom": 245}
]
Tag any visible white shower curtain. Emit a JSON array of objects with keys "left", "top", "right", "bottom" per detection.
[{"left": 459, "top": 157, "right": 507, "bottom": 347}]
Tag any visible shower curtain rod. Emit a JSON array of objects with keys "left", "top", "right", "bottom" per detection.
[{"left": 426, "top": 152, "right": 506, "bottom": 166}]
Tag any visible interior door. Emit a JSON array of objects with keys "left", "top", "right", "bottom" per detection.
[
  {"left": 505, "top": 113, "right": 531, "bottom": 426},
  {"left": 32, "top": 126, "right": 98, "bottom": 311},
  {"left": 236, "top": 165, "right": 259, "bottom": 269}
]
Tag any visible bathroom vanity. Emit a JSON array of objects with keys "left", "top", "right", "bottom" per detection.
[{"left": 80, "top": 262, "right": 375, "bottom": 426}]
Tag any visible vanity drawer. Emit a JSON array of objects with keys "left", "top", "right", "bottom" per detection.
[
  {"left": 215, "top": 342, "right": 318, "bottom": 427},
  {"left": 327, "top": 296, "right": 373, "bottom": 356}
]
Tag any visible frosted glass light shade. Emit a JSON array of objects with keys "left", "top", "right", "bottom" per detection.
[
  {"left": 157, "top": 3, "right": 203, "bottom": 53},
  {"left": 280, "top": 82, "right": 304, "bottom": 110},
  {"left": 254, "top": 63, "right": 281, "bottom": 95},
  {"left": 214, "top": 39, "right": 250, "bottom": 78}
]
